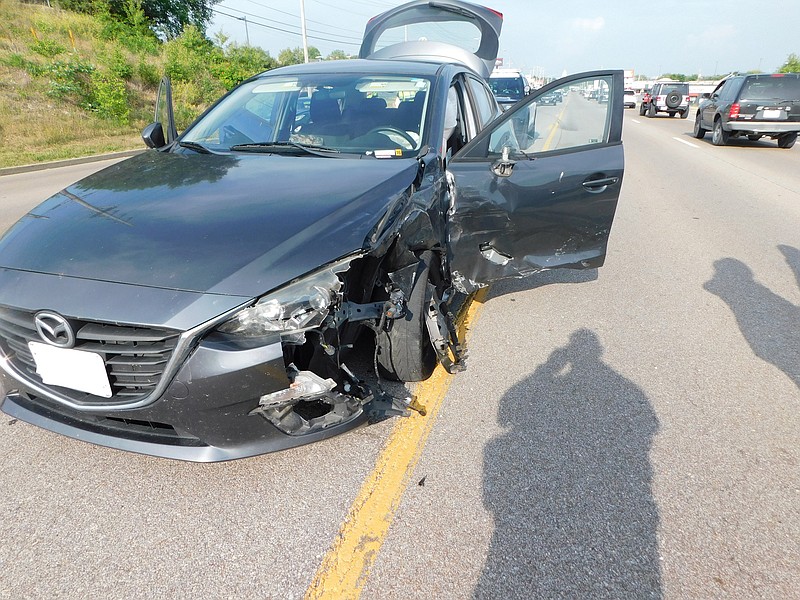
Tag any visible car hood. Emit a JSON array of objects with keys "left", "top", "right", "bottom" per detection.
[{"left": 0, "top": 151, "right": 419, "bottom": 298}]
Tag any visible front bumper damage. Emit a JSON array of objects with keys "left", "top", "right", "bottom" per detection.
[{"left": 0, "top": 268, "right": 460, "bottom": 462}]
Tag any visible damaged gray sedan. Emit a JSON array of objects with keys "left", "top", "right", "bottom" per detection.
[{"left": 0, "top": 0, "right": 624, "bottom": 461}]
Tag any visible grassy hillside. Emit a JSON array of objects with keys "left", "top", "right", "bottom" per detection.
[{"left": 0, "top": 0, "right": 276, "bottom": 168}]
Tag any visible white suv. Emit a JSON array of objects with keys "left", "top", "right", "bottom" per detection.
[{"left": 640, "top": 81, "right": 690, "bottom": 118}]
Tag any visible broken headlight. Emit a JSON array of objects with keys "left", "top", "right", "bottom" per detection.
[{"left": 217, "top": 256, "right": 357, "bottom": 337}]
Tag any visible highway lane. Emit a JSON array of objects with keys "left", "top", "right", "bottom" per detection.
[
  {"left": 362, "top": 108, "right": 800, "bottom": 599},
  {"left": 1, "top": 113, "right": 798, "bottom": 599}
]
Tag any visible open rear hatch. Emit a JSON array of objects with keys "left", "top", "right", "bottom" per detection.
[{"left": 359, "top": 0, "right": 503, "bottom": 78}]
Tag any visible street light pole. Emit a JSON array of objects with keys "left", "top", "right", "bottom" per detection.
[{"left": 300, "top": 0, "right": 310, "bottom": 63}]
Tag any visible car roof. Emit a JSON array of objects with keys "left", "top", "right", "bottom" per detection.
[{"left": 257, "top": 58, "right": 448, "bottom": 79}]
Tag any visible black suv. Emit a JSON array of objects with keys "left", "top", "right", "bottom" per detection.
[
  {"left": 640, "top": 81, "right": 690, "bottom": 118},
  {"left": 693, "top": 73, "right": 800, "bottom": 148}
]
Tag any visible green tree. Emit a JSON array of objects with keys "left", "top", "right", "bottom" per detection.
[
  {"left": 59, "top": 0, "right": 221, "bottom": 39},
  {"left": 326, "top": 49, "right": 348, "bottom": 61},
  {"left": 278, "top": 46, "right": 321, "bottom": 66},
  {"left": 778, "top": 53, "right": 800, "bottom": 73},
  {"left": 212, "top": 44, "right": 277, "bottom": 89}
]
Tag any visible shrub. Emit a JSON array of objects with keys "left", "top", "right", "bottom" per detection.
[
  {"left": 44, "top": 59, "right": 95, "bottom": 102},
  {"left": 136, "top": 60, "right": 161, "bottom": 89},
  {"left": 30, "top": 38, "right": 67, "bottom": 58},
  {"left": 86, "top": 71, "right": 129, "bottom": 123},
  {"left": 107, "top": 48, "right": 134, "bottom": 81}
]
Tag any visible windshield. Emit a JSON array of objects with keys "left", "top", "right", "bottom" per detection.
[
  {"left": 489, "top": 77, "right": 524, "bottom": 99},
  {"left": 181, "top": 73, "right": 432, "bottom": 157}
]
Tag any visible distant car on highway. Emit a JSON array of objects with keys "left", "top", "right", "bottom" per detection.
[
  {"left": 693, "top": 73, "right": 800, "bottom": 148},
  {"left": 623, "top": 89, "right": 636, "bottom": 108},
  {"left": 538, "top": 92, "right": 558, "bottom": 105},
  {"left": 640, "top": 81, "right": 690, "bottom": 118},
  {"left": 488, "top": 68, "right": 530, "bottom": 109}
]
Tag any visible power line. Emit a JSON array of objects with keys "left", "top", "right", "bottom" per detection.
[
  {"left": 217, "top": 4, "right": 362, "bottom": 41},
  {"left": 240, "top": 0, "right": 365, "bottom": 37},
  {"left": 212, "top": 6, "right": 360, "bottom": 46}
]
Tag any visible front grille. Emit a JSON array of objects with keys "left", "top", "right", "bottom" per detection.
[{"left": 0, "top": 305, "right": 181, "bottom": 406}]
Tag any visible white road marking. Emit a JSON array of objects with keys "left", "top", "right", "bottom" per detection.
[
  {"left": 673, "top": 137, "right": 700, "bottom": 148},
  {"left": 631, "top": 119, "right": 641, "bottom": 124}
]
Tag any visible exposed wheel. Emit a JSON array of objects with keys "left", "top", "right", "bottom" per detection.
[
  {"left": 712, "top": 119, "right": 730, "bottom": 146},
  {"left": 747, "top": 134, "right": 762, "bottom": 141},
  {"left": 680, "top": 109, "right": 689, "bottom": 119},
  {"left": 665, "top": 92, "right": 682, "bottom": 109},
  {"left": 777, "top": 132, "right": 797, "bottom": 149},
  {"left": 647, "top": 102, "right": 656, "bottom": 117},
  {"left": 692, "top": 112, "right": 707, "bottom": 139},
  {"left": 377, "top": 257, "right": 437, "bottom": 382},
  {"left": 639, "top": 102, "right": 646, "bottom": 116}
]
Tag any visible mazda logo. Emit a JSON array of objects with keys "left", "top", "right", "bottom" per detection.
[{"left": 34, "top": 311, "right": 75, "bottom": 348}]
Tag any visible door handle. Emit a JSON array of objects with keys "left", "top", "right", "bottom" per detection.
[{"left": 582, "top": 176, "right": 619, "bottom": 192}]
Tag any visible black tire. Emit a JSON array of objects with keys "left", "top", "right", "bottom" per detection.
[
  {"left": 377, "top": 258, "right": 437, "bottom": 382},
  {"left": 777, "top": 132, "right": 797, "bottom": 149},
  {"left": 712, "top": 119, "right": 730, "bottom": 146},
  {"left": 680, "top": 109, "right": 689, "bottom": 119},
  {"left": 747, "top": 134, "right": 762, "bottom": 141},
  {"left": 639, "top": 102, "right": 646, "bottom": 116},
  {"left": 693, "top": 112, "right": 707, "bottom": 139},
  {"left": 647, "top": 102, "right": 656, "bottom": 118},
  {"left": 665, "top": 92, "right": 682, "bottom": 109}
]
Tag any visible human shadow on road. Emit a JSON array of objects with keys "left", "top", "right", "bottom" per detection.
[
  {"left": 475, "top": 329, "right": 662, "bottom": 599},
  {"left": 704, "top": 250, "right": 800, "bottom": 389}
]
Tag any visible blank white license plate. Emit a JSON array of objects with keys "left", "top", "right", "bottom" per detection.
[
  {"left": 28, "top": 341, "right": 113, "bottom": 398},
  {"left": 762, "top": 109, "right": 782, "bottom": 119}
]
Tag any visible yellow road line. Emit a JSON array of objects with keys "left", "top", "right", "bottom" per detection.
[
  {"left": 305, "top": 287, "right": 489, "bottom": 600},
  {"left": 542, "top": 100, "right": 569, "bottom": 151}
]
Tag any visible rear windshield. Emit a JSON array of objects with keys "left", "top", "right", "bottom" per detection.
[
  {"left": 740, "top": 76, "right": 800, "bottom": 101},
  {"left": 659, "top": 84, "right": 688, "bottom": 93},
  {"left": 624, "top": 90, "right": 635, "bottom": 96}
]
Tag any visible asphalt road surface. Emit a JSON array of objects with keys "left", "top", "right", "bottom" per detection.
[{"left": 1, "top": 110, "right": 798, "bottom": 599}]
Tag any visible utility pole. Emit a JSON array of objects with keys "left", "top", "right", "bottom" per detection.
[
  {"left": 242, "top": 16, "right": 250, "bottom": 46},
  {"left": 300, "top": 0, "right": 309, "bottom": 63}
]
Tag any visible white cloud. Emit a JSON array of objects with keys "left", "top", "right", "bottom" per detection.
[{"left": 571, "top": 17, "right": 605, "bottom": 32}]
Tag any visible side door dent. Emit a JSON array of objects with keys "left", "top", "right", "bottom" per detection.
[{"left": 446, "top": 70, "right": 625, "bottom": 292}]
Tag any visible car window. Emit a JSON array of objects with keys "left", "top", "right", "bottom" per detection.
[
  {"left": 658, "top": 84, "right": 688, "bottom": 94},
  {"left": 740, "top": 76, "right": 800, "bottom": 100},
  {"left": 181, "top": 73, "right": 433, "bottom": 157},
  {"left": 718, "top": 79, "right": 740, "bottom": 102},
  {"left": 467, "top": 75, "right": 499, "bottom": 129},
  {"left": 463, "top": 74, "right": 613, "bottom": 158}
]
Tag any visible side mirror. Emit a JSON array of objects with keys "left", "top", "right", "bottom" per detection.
[
  {"left": 524, "top": 85, "right": 531, "bottom": 95},
  {"left": 701, "top": 93, "right": 711, "bottom": 100},
  {"left": 141, "top": 122, "right": 166, "bottom": 149}
]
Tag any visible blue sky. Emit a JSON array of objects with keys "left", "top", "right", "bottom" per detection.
[{"left": 208, "top": 0, "right": 800, "bottom": 79}]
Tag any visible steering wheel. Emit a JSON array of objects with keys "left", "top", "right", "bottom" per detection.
[{"left": 365, "top": 126, "right": 417, "bottom": 149}]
